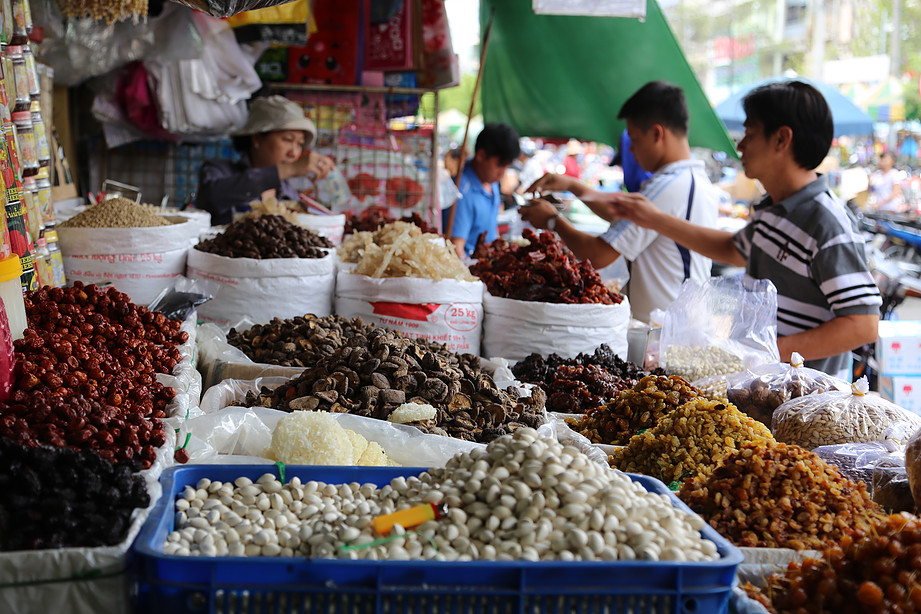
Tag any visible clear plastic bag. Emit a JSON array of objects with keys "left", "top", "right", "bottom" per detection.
[
  {"left": 906, "top": 426, "right": 921, "bottom": 510},
  {"left": 773, "top": 377, "right": 921, "bottom": 449},
  {"left": 813, "top": 441, "right": 902, "bottom": 488},
  {"left": 170, "top": 0, "right": 297, "bottom": 18},
  {"left": 660, "top": 275, "right": 779, "bottom": 381},
  {"left": 724, "top": 352, "right": 848, "bottom": 427}
]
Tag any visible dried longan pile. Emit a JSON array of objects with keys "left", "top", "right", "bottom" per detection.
[
  {"left": 748, "top": 514, "right": 921, "bottom": 613},
  {"left": 569, "top": 375, "right": 699, "bottom": 445},
  {"left": 679, "top": 441, "right": 886, "bottom": 551},
  {"left": 58, "top": 0, "right": 148, "bottom": 23},
  {"left": 610, "top": 398, "right": 772, "bottom": 485}
]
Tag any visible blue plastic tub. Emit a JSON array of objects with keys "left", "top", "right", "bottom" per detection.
[{"left": 132, "top": 465, "right": 742, "bottom": 614}]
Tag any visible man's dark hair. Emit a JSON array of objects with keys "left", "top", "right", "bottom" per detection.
[
  {"left": 742, "top": 81, "right": 832, "bottom": 171},
  {"left": 475, "top": 123, "right": 520, "bottom": 166},
  {"left": 617, "top": 81, "right": 689, "bottom": 136}
]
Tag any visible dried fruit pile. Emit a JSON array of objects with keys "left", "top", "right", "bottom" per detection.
[
  {"left": 226, "top": 314, "right": 481, "bottom": 373},
  {"left": 747, "top": 514, "right": 921, "bottom": 613},
  {"left": 0, "top": 283, "right": 185, "bottom": 467},
  {"left": 470, "top": 229, "right": 622, "bottom": 304},
  {"left": 610, "top": 398, "right": 773, "bottom": 485},
  {"left": 569, "top": 375, "right": 698, "bottom": 444},
  {"left": 195, "top": 215, "right": 332, "bottom": 259},
  {"left": 242, "top": 327, "right": 546, "bottom": 442},
  {"left": 679, "top": 441, "right": 886, "bottom": 550},
  {"left": 0, "top": 438, "right": 150, "bottom": 550},
  {"left": 512, "top": 345, "right": 655, "bottom": 413},
  {"left": 344, "top": 205, "right": 437, "bottom": 235}
]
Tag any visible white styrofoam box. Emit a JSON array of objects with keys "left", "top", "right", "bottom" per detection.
[
  {"left": 877, "top": 320, "right": 921, "bottom": 375},
  {"left": 879, "top": 374, "right": 921, "bottom": 415}
]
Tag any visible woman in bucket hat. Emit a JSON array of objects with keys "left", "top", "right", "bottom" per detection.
[{"left": 197, "top": 95, "right": 336, "bottom": 224}]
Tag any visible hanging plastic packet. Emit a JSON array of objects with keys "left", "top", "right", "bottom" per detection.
[
  {"left": 315, "top": 166, "right": 352, "bottom": 212},
  {"left": 147, "top": 276, "right": 212, "bottom": 321}
]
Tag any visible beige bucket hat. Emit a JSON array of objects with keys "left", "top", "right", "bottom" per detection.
[{"left": 234, "top": 95, "right": 318, "bottom": 145}]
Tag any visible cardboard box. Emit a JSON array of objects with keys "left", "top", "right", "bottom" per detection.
[
  {"left": 877, "top": 320, "right": 921, "bottom": 375},
  {"left": 879, "top": 374, "right": 921, "bottom": 414}
]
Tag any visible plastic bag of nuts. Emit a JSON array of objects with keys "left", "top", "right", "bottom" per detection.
[
  {"left": 772, "top": 377, "right": 921, "bottom": 450},
  {"left": 724, "top": 352, "right": 847, "bottom": 427}
]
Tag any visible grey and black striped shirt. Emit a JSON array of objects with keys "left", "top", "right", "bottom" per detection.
[{"left": 733, "top": 175, "right": 881, "bottom": 378}]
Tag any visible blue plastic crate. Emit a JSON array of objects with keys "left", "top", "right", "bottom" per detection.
[{"left": 133, "top": 466, "right": 742, "bottom": 614}]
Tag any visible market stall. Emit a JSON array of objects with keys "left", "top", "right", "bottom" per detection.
[{"left": 2, "top": 2, "right": 921, "bottom": 614}]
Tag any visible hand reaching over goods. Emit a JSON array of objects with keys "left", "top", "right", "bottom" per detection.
[
  {"left": 772, "top": 378, "right": 921, "bottom": 450},
  {"left": 240, "top": 327, "right": 547, "bottom": 443},
  {"left": 163, "top": 428, "right": 721, "bottom": 561},
  {"left": 59, "top": 197, "right": 175, "bottom": 228},
  {"left": 267, "top": 411, "right": 398, "bottom": 466},
  {"left": 195, "top": 215, "right": 332, "bottom": 259},
  {"left": 227, "top": 314, "right": 482, "bottom": 372},
  {"left": 0, "top": 437, "right": 150, "bottom": 551},
  {"left": 470, "top": 229, "right": 622, "bottom": 304},
  {"left": 746, "top": 514, "right": 921, "bottom": 613},
  {"left": 513, "top": 344, "right": 659, "bottom": 413},
  {"left": 679, "top": 441, "right": 885, "bottom": 550},
  {"left": 569, "top": 375, "right": 699, "bottom": 444},
  {"left": 609, "top": 398, "right": 773, "bottom": 485},
  {"left": 339, "top": 221, "right": 475, "bottom": 281}
]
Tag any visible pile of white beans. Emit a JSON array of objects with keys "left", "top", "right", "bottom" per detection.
[{"left": 163, "top": 428, "right": 720, "bottom": 562}]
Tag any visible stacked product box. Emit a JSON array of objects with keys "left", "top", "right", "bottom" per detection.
[{"left": 877, "top": 320, "right": 921, "bottom": 414}]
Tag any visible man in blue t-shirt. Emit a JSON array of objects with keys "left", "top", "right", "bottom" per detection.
[{"left": 443, "top": 123, "right": 520, "bottom": 257}]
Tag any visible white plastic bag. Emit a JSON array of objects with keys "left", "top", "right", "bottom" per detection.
[
  {"left": 660, "top": 275, "right": 779, "bottom": 381},
  {"left": 293, "top": 213, "right": 346, "bottom": 246},
  {"left": 481, "top": 293, "right": 630, "bottom": 363},
  {"left": 58, "top": 218, "right": 197, "bottom": 305},
  {"left": 334, "top": 271, "right": 484, "bottom": 354},
  {"left": 187, "top": 249, "right": 335, "bottom": 328},
  {"left": 196, "top": 322, "right": 306, "bottom": 390}
]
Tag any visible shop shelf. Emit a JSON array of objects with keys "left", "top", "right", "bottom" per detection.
[{"left": 132, "top": 465, "right": 742, "bottom": 614}]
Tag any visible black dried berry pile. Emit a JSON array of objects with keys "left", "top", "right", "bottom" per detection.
[
  {"left": 195, "top": 215, "right": 333, "bottom": 259},
  {"left": 0, "top": 438, "right": 150, "bottom": 550},
  {"left": 512, "top": 344, "right": 662, "bottom": 413}
]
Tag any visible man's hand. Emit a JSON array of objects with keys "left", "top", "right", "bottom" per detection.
[
  {"left": 525, "top": 173, "right": 578, "bottom": 194},
  {"left": 519, "top": 199, "right": 559, "bottom": 229},
  {"left": 608, "top": 192, "right": 664, "bottom": 229}
]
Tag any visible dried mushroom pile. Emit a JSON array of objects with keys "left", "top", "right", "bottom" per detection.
[
  {"left": 59, "top": 197, "right": 174, "bottom": 228},
  {"left": 512, "top": 345, "right": 657, "bottom": 413},
  {"left": 679, "top": 441, "right": 885, "bottom": 551},
  {"left": 195, "top": 215, "right": 332, "bottom": 259},
  {"left": 226, "top": 314, "right": 480, "bottom": 372},
  {"left": 470, "top": 229, "right": 622, "bottom": 304},
  {"left": 569, "top": 375, "right": 698, "bottom": 445},
  {"left": 242, "top": 327, "right": 546, "bottom": 442},
  {"left": 610, "top": 398, "right": 773, "bottom": 485}
]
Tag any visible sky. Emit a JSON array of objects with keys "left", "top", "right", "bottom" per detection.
[{"left": 445, "top": 0, "right": 480, "bottom": 72}]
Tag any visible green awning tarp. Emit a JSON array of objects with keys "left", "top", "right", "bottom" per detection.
[{"left": 479, "top": 0, "right": 737, "bottom": 156}]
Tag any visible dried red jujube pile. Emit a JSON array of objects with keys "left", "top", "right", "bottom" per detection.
[
  {"left": 0, "top": 282, "right": 186, "bottom": 467},
  {"left": 470, "top": 229, "right": 623, "bottom": 304}
]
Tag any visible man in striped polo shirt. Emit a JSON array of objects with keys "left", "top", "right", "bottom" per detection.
[
  {"left": 610, "top": 81, "right": 880, "bottom": 378},
  {"left": 521, "top": 81, "right": 722, "bottom": 323}
]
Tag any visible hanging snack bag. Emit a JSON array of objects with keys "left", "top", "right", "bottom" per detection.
[
  {"left": 773, "top": 377, "right": 921, "bottom": 450},
  {"left": 725, "top": 352, "right": 848, "bottom": 426},
  {"left": 660, "top": 275, "right": 779, "bottom": 382}
]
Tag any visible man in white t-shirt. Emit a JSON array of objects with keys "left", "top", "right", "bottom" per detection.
[
  {"left": 521, "top": 81, "right": 722, "bottom": 322},
  {"left": 869, "top": 151, "right": 907, "bottom": 213}
]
